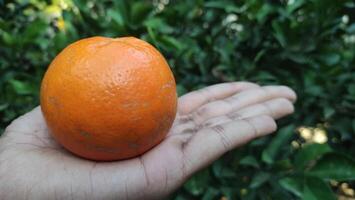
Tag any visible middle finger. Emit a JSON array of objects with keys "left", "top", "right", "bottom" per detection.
[{"left": 190, "top": 86, "right": 296, "bottom": 124}]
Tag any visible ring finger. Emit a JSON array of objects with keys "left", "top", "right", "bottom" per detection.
[{"left": 202, "top": 98, "right": 294, "bottom": 128}]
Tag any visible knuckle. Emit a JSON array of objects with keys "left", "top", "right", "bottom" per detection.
[
  {"left": 211, "top": 125, "right": 231, "bottom": 150},
  {"left": 275, "top": 98, "right": 294, "bottom": 113},
  {"left": 195, "top": 105, "right": 213, "bottom": 118},
  {"left": 242, "top": 118, "right": 259, "bottom": 137},
  {"left": 280, "top": 86, "right": 296, "bottom": 98},
  {"left": 260, "top": 115, "right": 277, "bottom": 131},
  {"left": 211, "top": 125, "right": 225, "bottom": 135},
  {"left": 203, "top": 120, "right": 214, "bottom": 128},
  {"left": 268, "top": 119, "right": 277, "bottom": 132},
  {"left": 260, "top": 115, "right": 274, "bottom": 123},
  {"left": 276, "top": 97, "right": 291, "bottom": 105},
  {"left": 227, "top": 112, "right": 243, "bottom": 120},
  {"left": 178, "top": 114, "right": 193, "bottom": 124},
  {"left": 224, "top": 96, "right": 237, "bottom": 105}
]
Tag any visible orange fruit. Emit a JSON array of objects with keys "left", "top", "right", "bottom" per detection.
[{"left": 40, "top": 36, "right": 177, "bottom": 161}]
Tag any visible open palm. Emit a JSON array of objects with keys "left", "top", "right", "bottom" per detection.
[{"left": 0, "top": 82, "right": 296, "bottom": 200}]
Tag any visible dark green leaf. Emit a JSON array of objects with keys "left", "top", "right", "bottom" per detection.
[
  {"left": 279, "top": 176, "right": 303, "bottom": 197},
  {"left": 183, "top": 169, "right": 210, "bottom": 196},
  {"left": 302, "top": 177, "right": 335, "bottom": 200},
  {"left": 262, "top": 125, "right": 295, "bottom": 164},
  {"left": 9, "top": 79, "right": 33, "bottom": 95},
  {"left": 107, "top": 9, "right": 125, "bottom": 31},
  {"left": 143, "top": 18, "right": 174, "bottom": 34},
  {"left": 239, "top": 155, "right": 260, "bottom": 168},
  {"left": 287, "top": 0, "right": 305, "bottom": 13},
  {"left": 308, "top": 153, "right": 355, "bottom": 181},
  {"left": 130, "top": 2, "right": 152, "bottom": 24},
  {"left": 202, "top": 187, "right": 220, "bottom": 200},
  {"left": 347, "top": 23, "right": 355, "bottom": 33},
  {"left": 317, "top": 53, "right": 340, "bottom": 66},
  {"left": 0, "top": 103, "right": 9, "bottom": 111},
  {"left": 250, "top": 172, "right": 271, "bottom": 188},
  {"left": 212, "top": 160, "right": 237, "bottom": 178},
  {"left": 272, "top": 21, "right": 286, "bottom": 48},
  {"left": 294, "top": 143, "right": 332, "bottom": 169},
  {"left": 160, "top": 36, "right": 184, "bottom": 51}
]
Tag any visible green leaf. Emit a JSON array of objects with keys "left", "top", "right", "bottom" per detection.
[
  {"left": 285, "top": 53, "right": 309, "bottom": 64},
  {"left": 202, "top": 187, "right": 220, "bottom": 200},
  {"left": 256, "top": 4, "right": 274, "bottom": 23},
  {"left": 347, "top": 23, "right": 355, "bottom": 33},
  {"left": 273, "top": 159, "right": 293, "bottom": 171},
  {"left": 220, "top": 187, "right": 236, "bottom": 199},
  {"left": 0, "top": 103, "right": 9, "bottom": 111},
  {"left": 107, "top": 9, "right": 125, "bottom": 31},
  {"left": 294, "top": 143, "right": 332, "bottom": 169},
  {"left": 348, "top": 83, "right": 355, "bottom": 96},
  {"left": 262, "top": 125, "right": 295, "bottom": 164},
  {"left": 130, "top": 2, "right": 152, "bottom": 24},
  {"left": 212, "top": 160, "right": 237, "bottom": 178},
  {"left": 324, "top": 107, "right": 335, "bottom": 119},
  {"left": 239, "top": 155, "right": 260, "bottom": 168},
  {"left": 160, "top": 36, "right": 184, "bottom": 51},
  {"left": 0, "top": 30, "right": 15, "bottom": 45},
  {"left": 254, "top": 71, "right": 277, "bottom": 82},
  {"left": 272, "top": 21, "right": 286, "bottom": 48},
  {"left": 345, "top": 2, "right": 355, "bottom": 8},
  {"left": 302, "top": 177, "right": 335, "bottom": 200},
  {"left": 253, "top": 49, "right": 266, "bottom": 63},
  {"left": 287, "top": 0, "right": 305, "bottom": 14},
  {"left": 279, "top": 176, "right": 303, "bottom": 197},
  {"left": 269, "top": 180, "right": 295, "bottom": 199},
  {"left": 183, "top": 169, "right": 210, "bottom": 196},
  {"left": 9, "top": 79, "right": 33, "bottom": 95},
  {"left": 250, "top": 172, "right": 271, "bottom": 188},
  {"left": 22, "top": 19, "right": 47, "bottom": 43},
  {"left": 317, "top": 53, "right": 340, "bottom": 66},
  {"left": 204, "top": 1, "right": 241, "bottom": 13},
  {"left": 146, "top": 26, "right": 158, "bottom": 44},
  {"left": 204, "top": 1, "right": 226, "bottom": 9},
  {"left": 308, "top": 153, "right": 355, "bottom": 181},
  {"left": 143, "top": 18, "right": 174, "bottom": 34}
]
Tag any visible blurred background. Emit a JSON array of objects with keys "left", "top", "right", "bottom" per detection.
[{"left": 0, "top": 0, "right": 355, "bottom": 199}]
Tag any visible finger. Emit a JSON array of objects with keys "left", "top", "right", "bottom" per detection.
[
  {"left": 178, "top": 82, "right": 259, "bottom": 114},
  {"left": 203, "top": 98, "right": 294, "bottom": 127},
  {"left": 190, "top": 86, "right": 296, "bottom": 124},
  {"left": 232, "top": 98, "right": 295, "bottom": 119},
  {"left": 182, "top": 115, "right": 277, "bottom": 173}
]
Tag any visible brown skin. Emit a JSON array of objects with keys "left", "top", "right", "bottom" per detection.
[{"left": 0, "top": 82, "right": 296, "bottom": 200}]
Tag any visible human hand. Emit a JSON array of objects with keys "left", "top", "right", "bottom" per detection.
[{"left": 0, "top": 82, "right": 296, "bottom": 200}]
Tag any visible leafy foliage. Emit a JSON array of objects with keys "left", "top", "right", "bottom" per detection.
[{"left": 1, "top": 0, "right": 355, "bottom": 199}]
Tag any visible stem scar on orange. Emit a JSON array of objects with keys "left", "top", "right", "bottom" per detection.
[{"left": 40, "top": 36, "right": 177, "bottom": 161}]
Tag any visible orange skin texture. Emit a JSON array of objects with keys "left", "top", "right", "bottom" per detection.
[{"left": 40, "top": 36, "right": 177, "bottom": 161}]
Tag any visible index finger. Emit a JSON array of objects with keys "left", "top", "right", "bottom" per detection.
[{"left": 178, "top": 82, "right": 259, "bottom": 115}]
